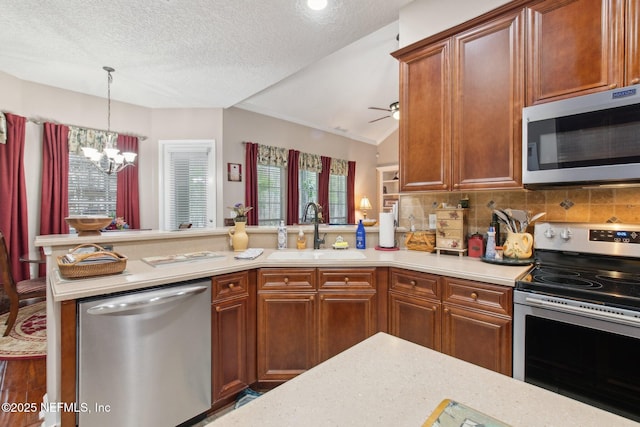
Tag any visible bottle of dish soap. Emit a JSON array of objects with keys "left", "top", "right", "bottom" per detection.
[
  {"left": 277, "top": 220, "right": 287, "bottom": 250},
  {"left": 356, "top": 219, "right": 366, "bottom": 249},
  {"left": 485, "top": 226, "right": 497, "bottom": 259},
  {"left": 296, "top": 228, "right": 306, "bottom": 249}
]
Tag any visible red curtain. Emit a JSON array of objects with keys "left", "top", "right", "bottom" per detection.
[
  {"left": 287, "top": 150, "right": 300, "bottom": 225},
  {"left": 318, "top": 156, "right": 331, "bottom": 224},
  {"left": 0, "top": 113, "right": 30, "bottom": 282},
  {"left": 39, "top": 123, "right": 69, "bottom": 276},
  {"left": 244, "top": 142, "right": 259, "bottom": 225},
  {"left": 347, "top": 161, "right": 356, "bottom": 224},
  {"left": 116, "top": 135, "right": 140, "bottom": 229}
]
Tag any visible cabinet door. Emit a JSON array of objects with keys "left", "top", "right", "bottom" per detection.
[
  {"left": 526, "top": 0, "right": 624, "bottom": 105},
  {"left": 452, "top": 11, "right": 523, "bottom": 190},
  {"left": 397, "top": 39, "right": 452, "bottom": 191},
  {"left": 389, "top": 292, "right": 441, "bottom": 351},
  {"left": 257, "top": 292, "right": 317, "bottom": 382},
  {"left": 211, "top": 297, "right": 249, "bottom": 404},
  {"left": 628, "top": 0, "right": 640, "bottom": 85},
  {"left": 442, "top": 304, "right": 512, "bottom": 375},
  {"left": 317, "top": 292, "right": 377, "bottom": 362}
]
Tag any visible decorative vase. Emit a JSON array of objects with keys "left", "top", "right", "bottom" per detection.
[
  {"left": 229, "top": 220, "right": 249, "bottom": 252},
  {"left": 502, "top": 231, "right": 533, "bottom": 259}
]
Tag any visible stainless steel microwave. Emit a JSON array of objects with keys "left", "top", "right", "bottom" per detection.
[{"left": 522, "top": 84, "right": 640, "bottom": 188}]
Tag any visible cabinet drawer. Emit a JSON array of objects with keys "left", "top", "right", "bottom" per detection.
[
  {"left": 390, "top": 268, "right": 440, "bottom": 300},
  {"left": 442, "top": 277, "right": 512, "bottom": 316},
  {"left": 258, "top": 268, "right": 316, "bottom": 291},
  {"left": 212, "top": 271, "right": 249, "bottom": 301},
  {"left": 318, "top": 268, "right": 376, "bottom": 291}
]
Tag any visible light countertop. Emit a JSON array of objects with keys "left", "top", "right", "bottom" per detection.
[
  {"left": 48, "top": 248, "right": 532, "bottom": 301},
  {"left": 208, "top": 332, "right": 639, "bottom": 427}
]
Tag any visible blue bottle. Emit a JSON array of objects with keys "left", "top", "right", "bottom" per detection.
[{"left": 356, "top": 219, "right": 366, "bottom": 249}]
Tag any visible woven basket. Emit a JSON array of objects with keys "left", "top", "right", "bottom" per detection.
[
  {"left": 405, "top": 231, "right": 436, "bottom": 252},
  {"left": 57, "top": 244, "right": 127, "bottom": 279}
]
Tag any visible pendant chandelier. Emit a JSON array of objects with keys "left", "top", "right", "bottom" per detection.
[{"left": 81, "top": 66, "right": 137, "bottom": 174}]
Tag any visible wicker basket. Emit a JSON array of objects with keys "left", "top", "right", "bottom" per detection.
[
  {"left": 405, "top": 231, "right": 436, "bottom": 252},
  {"left": 57, "top": 244, "right": 127, "bottom": 279}
]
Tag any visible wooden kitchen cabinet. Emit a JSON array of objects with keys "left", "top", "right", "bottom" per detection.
[
  {"left": 394, "top": 10, "right": 523, "bottom": 191},
  {"left": 257, "top": 268, "right": 317, "bottom": 383},
  {"left": 317, "top": 268, "right": 377, "bottom": 362},
  {"left": 441, "top": 276, "right": 513, "bottom": 376},
  {"left": 388, "top": 269, "right": 513, "bottom": 375},
  {"left": 257, "top": 267, "right": 377, "bottom": 383},
  {"left": 211, "top": 270, "right": 256, "bottom": 407},
  {"left": 388, "top": 269, "right": 442, "bottom": 350},
  {"left": 525, "top": 0, "right": 634, "bottom": 105}
]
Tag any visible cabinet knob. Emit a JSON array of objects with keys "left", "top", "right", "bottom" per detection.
[
  {"left": 453, "top": 183, "right": 459, "bottom": 188},
  {"left": 608, "top": 83, "right": 618, "bottom": 89},
  {"left": 470, "top": 292, "right": 478, "bottom": 300},
  {"left": 215, "top": 306, "right": 221, "bottom": 312},
  {"left": 310, "top": 295, "right": 314, "bottom": 301},
  {"left": 444, "top": 307, "right": 450, "bottom": 314},
  {"left": 432, "top": 305, "right": 437, "bottom": 311},
  {"left": 442, "top": 184, "right": 447, "bottom": 189},
  {"left": 284, "top": 277, "right": 289, "bottom": 284},
  {"left": 228, "top": 283, "right": 235, "bottom": 289},
  {"left": 410, "top": 280, "right": 416, "bottom": 287},
  {"left": 631, "top": 77, "right": 640, "bottom": 84},
  {"left": 344, "top": 277, "right": 349, "bottom": 284}
]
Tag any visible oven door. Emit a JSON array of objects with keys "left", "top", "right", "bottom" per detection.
[{"left": 514, "top": 290, "right": 640, "bottom": 422}]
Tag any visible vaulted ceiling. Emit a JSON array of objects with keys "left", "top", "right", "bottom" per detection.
[{"left": 0, "top": 0, "right": 412, "bottom": 144}]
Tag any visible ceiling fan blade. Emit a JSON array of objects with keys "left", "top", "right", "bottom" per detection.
[
  {"left": 368, "top": 115, "right": 390, "bottom": 123},
  {"left": 368, "top": 107, "right": 391, "bottom": 112}
]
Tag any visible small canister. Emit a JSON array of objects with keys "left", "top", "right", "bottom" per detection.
[{"left": 467, "top": 233, "right": 484, "bottom": 258}]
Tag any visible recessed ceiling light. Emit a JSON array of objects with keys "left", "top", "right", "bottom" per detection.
[{"left": 307, "top": 0, "right": 327, "bottom": 11}]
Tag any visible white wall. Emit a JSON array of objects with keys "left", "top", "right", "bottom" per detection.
[{"left": 399, "top": 0, "right": 512, "bottom": 47}]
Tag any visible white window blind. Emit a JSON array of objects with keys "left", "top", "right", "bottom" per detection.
[
  {"left": 68, "top": 153, "right": 117, "bottom": 216},
  {"left": 329, "top": 174, "right": 347, "bottom": 224},
  {"left": 299, "top": 169, "right": 318, "bottom": 223},
  {"left": 257, "top": 164, "right": 284, "bottom": 226},
  {"left": 160, "top": 140, "right": 215, "bottom": 230}
]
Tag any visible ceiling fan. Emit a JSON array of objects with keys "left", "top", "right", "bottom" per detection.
[{"left": 368, "top": 102, "right": 399, "bottom": 123}]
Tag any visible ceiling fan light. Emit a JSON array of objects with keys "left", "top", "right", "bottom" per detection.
[
  {"left": 392, "top": 110, "right": 400, "bottom": 120},
  {"left": 390, "top": 102, "right": 400, "bottom": 120}
]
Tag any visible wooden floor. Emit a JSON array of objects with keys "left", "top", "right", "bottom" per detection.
[{"left": 0, "top": 357, "right": 46, "bottom": 427}]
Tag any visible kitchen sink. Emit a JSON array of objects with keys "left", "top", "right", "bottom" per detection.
[{"left": 267, "top": 250, "right": 366, "bottom": 260}]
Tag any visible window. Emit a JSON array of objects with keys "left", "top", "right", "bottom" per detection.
[
  {"left": 160, "top": 140, "right": 216, "bottom": 230},
  {"left": 68, "top": 153, "right": 117, "bottom": 216},
  {"left": 299, "top": 169, "right": 318, "bottom": 223},
  {"left": 328, "top": 174, "right": 347, "bottom": 224},
  {"left": 257, "top": 164, "right": 285, "bottom": 226}
]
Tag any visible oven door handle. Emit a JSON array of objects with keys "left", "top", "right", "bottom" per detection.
[{"left": 525, "top": 296, "right": 640, "bottom": 326}]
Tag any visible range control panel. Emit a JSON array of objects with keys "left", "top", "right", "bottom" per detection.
[{"left": 589, "top": 229, "right": 640, "bottom": 244}]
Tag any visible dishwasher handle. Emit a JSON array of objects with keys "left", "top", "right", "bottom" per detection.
[{"left": 86, "top": 285, "right": 208, "bottom": 315}]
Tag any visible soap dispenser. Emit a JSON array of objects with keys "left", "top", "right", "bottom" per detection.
[
  {"left": 277, "top": 220, "right": 287, "bottom": 250},
  {"left": 296, "top": 228, "right": 306, "bottom": 249},
  {"left": 356, "top": 219, "right": 366, "bottom": 249}
]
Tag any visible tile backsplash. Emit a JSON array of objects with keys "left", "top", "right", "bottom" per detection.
[{"left": 399, "top": 187, "right": 640, "bottom": 234}]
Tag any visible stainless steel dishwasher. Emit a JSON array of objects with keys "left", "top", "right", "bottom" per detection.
[{"left": 78, "top": 279, "right": 211, "bottom": 427}]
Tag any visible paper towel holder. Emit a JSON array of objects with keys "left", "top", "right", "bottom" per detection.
[{"left": 376, "top": 212, "right": 399, "bottom": 251}]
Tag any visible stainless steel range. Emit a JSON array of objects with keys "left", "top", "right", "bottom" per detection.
[{"left": 514, "top": 222, "right": 640, "bottom": 422}]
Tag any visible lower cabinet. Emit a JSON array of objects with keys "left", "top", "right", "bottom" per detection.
[
  {"left": 389, "top": 268, "right": 513, "bottom": 375},
  {"left": 257, "top": 267, "right": 377, "bottom": 384},
  {"left": 211, "top": 271, "right": 256, "bottom": 408}
]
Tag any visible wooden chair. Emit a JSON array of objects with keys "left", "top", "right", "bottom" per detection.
[{"left": 0, "top": 232, "right": 46, "bottom": 337}]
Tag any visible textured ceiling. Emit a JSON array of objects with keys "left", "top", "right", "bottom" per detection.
[{"left": 0, "top": 0, "right": 411, "bottom": 144}]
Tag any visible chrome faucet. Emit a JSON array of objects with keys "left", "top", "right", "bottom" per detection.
[{"left": 303, "top": 202, "right": 326, "bottom": 249}]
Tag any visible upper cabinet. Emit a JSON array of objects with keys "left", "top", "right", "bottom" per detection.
[
  {"left": 526, "top": 0, "right": 640, "bottom": 105},
  {"left": 394, "top": 10, "right": 524, "bottom": 192}
]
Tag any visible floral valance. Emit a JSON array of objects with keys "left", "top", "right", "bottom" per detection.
[
  {"left": 0, "top": 112, "right": 6, "bottom": 144},
  {"left": 330, "top": 158, "right": 348, "bottom": 176},
  {"left": 299, "top": 152, "right": 322, "bottom": 172},
  {"left": 67, "top": 126, "right": 118, "bottom": 155},
  {"left": 257, "top": 144, "right": 288, "bottom": 167}
]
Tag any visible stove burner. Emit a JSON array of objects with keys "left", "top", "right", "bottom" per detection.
[
  {"left": 595, "top": 274, "right": 640, "bottom": 286},
  {"left": 533, "top": 275, "right": 603, "bottom": 290}
]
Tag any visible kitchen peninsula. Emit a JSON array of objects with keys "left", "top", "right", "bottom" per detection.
[{"left": 35, "top": 227, "right": 528, "bottom": 426}]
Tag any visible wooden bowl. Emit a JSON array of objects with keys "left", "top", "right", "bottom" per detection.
[{"left": 65, "top": 216, "right": 113, "bottom": 236}]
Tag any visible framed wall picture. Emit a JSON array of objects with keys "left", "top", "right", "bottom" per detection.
[{"left": 228, "top": 163, "right": 242, "bottom": 182}]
